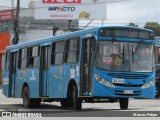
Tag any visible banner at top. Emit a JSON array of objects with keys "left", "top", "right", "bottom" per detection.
[
  {"left": 42, "top": 0, "right": 81, "bottom": 4},
  {"left": 35, "top": 0, "right": 107, "bottom": 20}
]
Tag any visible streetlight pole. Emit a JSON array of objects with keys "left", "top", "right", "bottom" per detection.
[{"left": 12, "top": 0, "right": 20, "bottom": 44}]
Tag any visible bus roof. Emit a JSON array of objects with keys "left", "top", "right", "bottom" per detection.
[{"left": 6, "top": 26, "right": 154, "bottom": 51}]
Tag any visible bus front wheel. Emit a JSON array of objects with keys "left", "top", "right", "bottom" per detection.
[{"left": 119, "top": 98, "right": 129, "bottom": 110}]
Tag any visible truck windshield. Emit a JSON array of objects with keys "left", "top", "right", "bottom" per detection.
[{"left": 96, "top": 41, "right": 154, "bottom": 72}]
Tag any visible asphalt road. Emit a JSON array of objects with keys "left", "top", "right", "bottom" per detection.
[{"left": 0, "top": 87, "right": 160, "bottom": 118}]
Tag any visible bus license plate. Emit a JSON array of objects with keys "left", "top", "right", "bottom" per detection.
[
  {"left": 112, "top": 78, "right": 125, "bottom": 83},
  {"left": 123, "top": 90, "right": 133, "bottom": 94}
]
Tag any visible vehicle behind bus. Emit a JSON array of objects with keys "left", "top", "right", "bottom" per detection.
[{"left": 3, "top": 26, "right": 155, "bottom": 110}]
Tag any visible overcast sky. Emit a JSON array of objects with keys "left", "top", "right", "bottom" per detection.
[
  {"left": 106, "top": 0, "right": 160, "bottom": 26},
  {"left": 0, "top": 0, "right": 159, "bottom": 27},
  {"left": 80, "top": 0, "right": 160, "bottom": 27}
]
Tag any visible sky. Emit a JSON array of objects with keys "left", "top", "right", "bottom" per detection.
[
  {"left": 80, "top": 0, "right": 160, "bottom": 27},
  {"left": 106, "top": 0, "right": 160, "bottom": 27},
  {"left": 0, "top": 0, "right": 160, "bottom": 27}
]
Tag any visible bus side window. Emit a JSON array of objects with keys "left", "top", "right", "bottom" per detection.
[
  {"left": 28, "top": 46, "right": 39, "bottom": 67},
  {"left": 51, "top": 41, "right": 64, "bottom": 65},
  {"left": 65, "top": 38, "right": 80, "bottom": 63},
  {"left": 5, "top": 52, "right": 10, "bottom": 71},
  {"left": 18, "top": 48, "right": 27, "bottom": 69}
]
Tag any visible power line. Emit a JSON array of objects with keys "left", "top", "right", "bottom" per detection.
[{"left": 83, "top": 20, "right": 94, "bottom": 29}]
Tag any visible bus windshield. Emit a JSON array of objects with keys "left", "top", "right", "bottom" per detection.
[{"left": 96, "top": 41, "right": 154, "bottom": 72}]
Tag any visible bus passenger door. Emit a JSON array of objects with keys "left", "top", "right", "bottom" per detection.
[
  {"left": 39, "top": 45, "right": 51, "bottom": 97},
  {"left": 9, "top": 52, "right": 18, "bottom": 97},
  {"left": 81, "top": 37, "right": 95, "bottom": 96}
]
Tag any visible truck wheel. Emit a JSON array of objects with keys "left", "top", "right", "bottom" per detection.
[{"left": 119, "top": 98, "right": 129, "bottom": 110}]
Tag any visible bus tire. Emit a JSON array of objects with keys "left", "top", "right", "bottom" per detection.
[
  {"left": 60, "top": 99, "right": 71, "bottom": 108},
  {"left": 155, "top": 84, "right": 160, "bottom": 98},
  {"left": 60, "top": 84, "right": 74, "bottom": 108},
  {"left": 22, "top": 86, "right": 33, "bottom": 108},
  {"left": 32, "top": 99, "right": 41, "bottom": 108},
  {"left": 72, "top": 84, "right": 82, "bottom": 110},
  {"left": 119, "top": 98, "right": 129, "bottom": 110}
]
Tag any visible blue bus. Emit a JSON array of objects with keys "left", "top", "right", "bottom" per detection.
[
  {"left": 3, "top": 26, "right": 155, "bottom": 110},
  {"left": 154, "top": 37, "right": 160, "bottom": 98}
]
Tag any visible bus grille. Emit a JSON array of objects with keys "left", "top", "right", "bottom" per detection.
[
  {"left": 113, "top": 83, "right": 143, "bottom": 87},
  {"left": 115, "top": 90, "right": 141, "bottom": 96},
  {"left": 108, "top": 73, "right": 148, "bottom": 79}
]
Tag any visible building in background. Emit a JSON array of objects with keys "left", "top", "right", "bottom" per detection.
[
  {"left": 13, "top": 0, "right": 79, "bottom": 43},
  {"left": 0, "top": 0, "right": 79, "bottom": 83},
  {"left": 0, "top": 32, "right": 10, "bottom": 84},
  {"left": 0, "top": 9, "right": 13, "bottom": 84}
]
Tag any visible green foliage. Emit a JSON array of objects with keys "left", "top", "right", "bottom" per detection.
[
  {"left": 126, "top": 23, "right": 138, "bottom": 27},
  {"left": 144, "top": 22, "right": 160, "bottom": 36}
]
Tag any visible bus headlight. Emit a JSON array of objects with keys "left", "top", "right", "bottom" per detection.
[
  {"left": 95, "top": 74, "right": 115, "bottom": 88},
  {"left": 141, "top": 80, "right": 155, "bottom": 89}
]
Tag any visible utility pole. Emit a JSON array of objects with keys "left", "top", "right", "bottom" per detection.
[{"left": 12, "top": 0, "right": 20, "bottom": 44}]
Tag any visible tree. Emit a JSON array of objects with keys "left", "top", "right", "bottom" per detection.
[
  {"left": 144, "top": 22, "right": 160, "bottom": 36},
  {"left": 126, "top": 22, "right": 138, "bottom": 27}
]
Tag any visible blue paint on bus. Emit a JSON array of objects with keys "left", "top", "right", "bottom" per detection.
[{"left": 2, "top": 26, "right": 155, "bottom": 109}]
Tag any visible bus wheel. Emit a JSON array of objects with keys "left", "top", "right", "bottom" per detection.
[
  {"left": 60, "top": 99, "right": 71, "bottom": 108},
  {"left": 60, "top": 86, "right": 74, "bottom": 108},
  {"left": 119, "top": 98, "right": 129, "bottom": 110},
  {"left": 72, "top": 84, "right": 82, "bottom": 110},
  {"left": 32, "top": 99, "right": 41, "bottom": 108},
  {"left": 155, "top": 84, "right": 160, "bottom": 98},
  {"left": 23, "top": 87, "right": 32, "bottom": 108}
]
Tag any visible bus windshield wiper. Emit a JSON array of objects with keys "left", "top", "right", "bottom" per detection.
[{"left": 133, "top": 40, "right": 144, "bottom": 55}]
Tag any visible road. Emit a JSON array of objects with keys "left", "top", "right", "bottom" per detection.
[{"left": 0, "top": 87, "right": 160, "bottom": 117}]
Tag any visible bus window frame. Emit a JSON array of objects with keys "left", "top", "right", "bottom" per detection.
[
  {"left": 51, "top": 40, "right": 65, "bottom": 65},
  {"left": 18, "top": 48, "right": 28, "bottom": 70},
  {"left": 28, "top": 45, "right": 40, "bottom": 68},
  {"left": 5, "top": 51, "right": 10, "bottom": 72},
  {"left": 99, "top": 28, "right": 154, "bottom": 40},
  {"left": 65, "top": 37, "right": 80, "bottom": 64}
]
